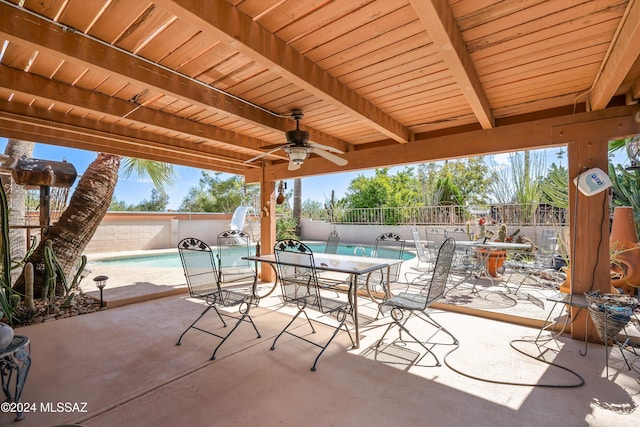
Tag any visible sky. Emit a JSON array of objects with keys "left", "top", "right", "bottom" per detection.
[{"left": 0, "top": 137, "right": 631, "bottom": 211}]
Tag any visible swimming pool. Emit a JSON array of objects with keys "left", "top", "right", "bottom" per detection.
[{"left": 88, "top": 243, "right": 414, "bottom": 269}]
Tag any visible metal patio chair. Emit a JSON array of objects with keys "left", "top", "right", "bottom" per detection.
[
  {"left": 270, "top": 239, "right": 355, "bottom": 371},
  {"left": 363, "top": 232, "right": 406, "bottom": 302},
  {"left": 404, "top": 227, "right": 436, "bottom": 282},
  {"left": 374, "top": 238, "right": 457, "bottom": 366},
  {"left": 504, "top": 228, "right": 557, "bottom": 293},
  {"left": 324, "top": 229, "right": 341, "bottom": 254},
  {"left": 216, "top": 230, "right": 256, "bottom": 284},
  {"left": 176, "top": 237, "right": 261, "bottom": 360}
]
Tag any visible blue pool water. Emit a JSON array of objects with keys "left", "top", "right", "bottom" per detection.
[{"left": 89, "top": 243, "right": 414, "bottom": 269}]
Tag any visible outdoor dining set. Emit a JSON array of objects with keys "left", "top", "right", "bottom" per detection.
[{"left": 174, "top": 228, "right": 639, "bottom": 374}]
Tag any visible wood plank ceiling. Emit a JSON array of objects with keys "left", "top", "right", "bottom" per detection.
[{"left": 0, "top": 0, "right": 639, "bottom": 181}]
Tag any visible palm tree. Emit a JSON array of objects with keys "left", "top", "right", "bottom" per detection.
[
  {"left": 1, "top": 139, "right": 34, "bottom": 265},
  {"left": 13, "top": 153, "right": 174, "bottom": 297}
]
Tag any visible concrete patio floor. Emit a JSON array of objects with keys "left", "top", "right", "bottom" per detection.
[{"left": 3, "top": 275, "right": 640, "bottom": 427}]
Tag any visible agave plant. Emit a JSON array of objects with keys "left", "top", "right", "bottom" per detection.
[
  {"left": 609, "top": 163, "right": 640, "bottom": 237},
  {"left": 609, "top": 137, "right": 640, "bottom": 237}
]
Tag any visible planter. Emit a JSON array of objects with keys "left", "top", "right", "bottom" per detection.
[
  {"left": 476, "top": 248, "right": 507, "bottom": 278},
  {"left": 559, "top": 268, "right": 621, "bottom": 295}
]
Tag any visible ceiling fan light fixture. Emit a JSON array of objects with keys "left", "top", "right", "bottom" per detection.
[
  {"left": 286, "top": 129, "right": 309, "bottom": 144},
  {"left": 285, "top": 146, "right": 309, "bottom": 164}
]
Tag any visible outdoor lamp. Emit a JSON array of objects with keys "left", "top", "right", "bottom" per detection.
[
  {"left": 625, "top": 134, "right": 640, "bottom": 170},
  {"left": 93, "top": 275, "right": 108, "bottom": 308}
]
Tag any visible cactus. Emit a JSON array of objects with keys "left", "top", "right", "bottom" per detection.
[
  {"left": 44, "top": 239, "right": 88, "bottom": 297},
  {"left": 24, "top": 262, "right": 34, "bottom": 311},
  {"left": 0, "top": 183, "right": 18, "bottom": 325},
  {"left": 498, "top": 223, "right": 508, "bottom": 242}
]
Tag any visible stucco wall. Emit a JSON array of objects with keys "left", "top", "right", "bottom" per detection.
[
  {"left": 84, "top": 212, "right": 233, "bottom": 253},
  {"left": 82, "top": 213, "right": 565, "bottom": 254}
]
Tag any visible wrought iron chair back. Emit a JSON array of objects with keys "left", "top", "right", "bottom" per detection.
[
  {"left": 535, "top": 228, "right": 558, "bottom": 268},
  {"left": 179, "top": 237, "right": 221, "bottom": 298},
  {"left": 371, "top": 232, "right": 405, "bottom": 283},
  {"left": 375, "top": 238, "right": 457, "bottom": 366},
  {"left": 504, "top": 228, "right": 558, "bottom": 293},
  {"left": 216, "top": 230, "right": 255, "bottom": 283},
  {"left": 176, "top": 237, "right": 261, "bottom": 360},
  {"left": 271, "top": 239, "right": 354, "bottom": 371},
  {"left": 324, "top": 229, "right": 341, "bottom": 254},
  {"left": 411, "top": 228, "right": 433, "bottom": 266}
]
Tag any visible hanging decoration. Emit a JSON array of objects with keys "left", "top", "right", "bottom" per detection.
[{"left": 276, "top": 181, "right": 286, "bottom": 205}]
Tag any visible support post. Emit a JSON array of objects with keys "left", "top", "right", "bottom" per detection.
[
  {"left": 259, "top": 168, "right": 276, "bottom": 282},
  {"left": 567, "top": 138, "right": 611, "bottom": 342}
]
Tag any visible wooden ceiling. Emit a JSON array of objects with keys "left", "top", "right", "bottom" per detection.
[{"left": 1, "top": 0, "right": 640, "bottom": 182}]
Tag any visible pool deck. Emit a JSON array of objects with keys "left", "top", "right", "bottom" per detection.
[{"left": 10, "top": 264, "right": 640, "bottom": 427}]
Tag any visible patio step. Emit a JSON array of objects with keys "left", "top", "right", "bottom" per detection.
[{"left": 84, "top": 282, "right": 188, "bottom": 308}]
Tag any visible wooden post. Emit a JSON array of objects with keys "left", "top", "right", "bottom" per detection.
[
  {"left": 259, "top": 167, "right": 276, "bottom": 282},
  {"left": 567, "top": 138, "right": 611, "bottom": 342},
  {"left": 39, "top": 185, "right": 50, "bottom": 231}
]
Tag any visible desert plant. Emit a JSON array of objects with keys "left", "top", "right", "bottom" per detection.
[{"left": 0, "top": 183, "right": 20, "bottom": 325}]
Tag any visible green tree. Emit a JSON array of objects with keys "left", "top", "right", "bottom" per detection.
[
  {"left": 179, "top": 172, "right": 256, "bottom": 213},
  {"left": 129, "top": 189, "right": 169, "bottom": 212},
  {"left": 109, "top": 197, "right": 128, "bottom": 211},
  {"left": 343, "top": 168, "right": 421, "bottom": 208},
  {"left": 302, "top": 199, "right": 324, "bottom": 218},
  {"left": 416, "top": 158, "right": 492, "bottom": 205}
]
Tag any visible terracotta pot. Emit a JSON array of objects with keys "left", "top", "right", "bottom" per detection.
[
  {"left": 476, "top": 248, "right": 507, "bottom": 277},
  {"left": 559, "top": 268, "right": 621, "bottom": 294},
  {"left": 610, "top": 206, "right": 640, "bottom": 295}
]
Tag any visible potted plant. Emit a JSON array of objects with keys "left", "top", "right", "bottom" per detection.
[{"left": 476, "top": 224, "right": 522, "bottom": 277}]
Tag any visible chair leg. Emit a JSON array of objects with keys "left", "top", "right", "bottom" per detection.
[
  {"left": 376, "top": 310, "right": 458, "bottom": 367},
  {"left": 393, "top": 318, "right": 442, "bottom": 366},
  {"left": 310, "top": 316, "right": 354, "bottom": 372},
  {"left": 412, "top": 311, "right": 459, "bottom": 345},
  {"left": 210, "top": 310, "right": 261, "bottom": 360},
  {"left": 176, "top": 305, "right": 214, "bottom": 345},
  {"left": 271, "top": 308, "right": 315, "bottom": 350}
]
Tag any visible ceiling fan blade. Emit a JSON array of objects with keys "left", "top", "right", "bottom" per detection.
[
  {"left": 312, "top": 147, "right": 348, "bottom": 166},
  {"left": 244, "top": 146, "right": 284, "bottom": 164},
  {"left": 308, "top": 141, "right": 344, "bottom": 154},
  {"left": 288, "top": 160, "right": 301, "bottom": 171}
]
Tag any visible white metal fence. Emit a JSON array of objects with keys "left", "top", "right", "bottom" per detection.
[{"left": 304, "top": 203, "right": 567, "bottom": 226}]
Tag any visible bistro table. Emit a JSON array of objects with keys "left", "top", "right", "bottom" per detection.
[
  {"left": 455, "top": 240, "right": 532, "bottom": 291},
  {"left": 244, "top": 252, "right": 403, "bottom": 349}
]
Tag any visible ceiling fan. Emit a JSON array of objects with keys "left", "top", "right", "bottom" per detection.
[{"left": 245, "top": 110, "right": 348, "bottom": 171}]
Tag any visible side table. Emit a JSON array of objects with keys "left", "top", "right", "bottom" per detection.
[
  {"left": 0, "top": 335, "right": 31, "bottom": 421},
  {"left": 536, "top": 293, "right": 589, "bottom": 356}
]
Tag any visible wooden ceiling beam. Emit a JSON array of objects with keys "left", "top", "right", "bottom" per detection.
[
  {"left": 0, "top": 64, "right": 288, "bottom": 162},
  {"left": 246, "top": 104, "right": 640, "bottom": 182},
  {"left": 589, "top": 0, "right": 640, "bottom": 110},
  {"left": 0, "top": 2, "right": 345, "bottom": 152},
  {"left": 154, "top": 0, "right": 413, "bottom": 144},
  {"left": 0, "top": 100, "right": 257, "bottom": 173},
  {"left": 0, "top": 122, "right": 248, "bottom": 174},
  {"left": 409, "top": 0, "right": 494, "bottom": 129}
]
